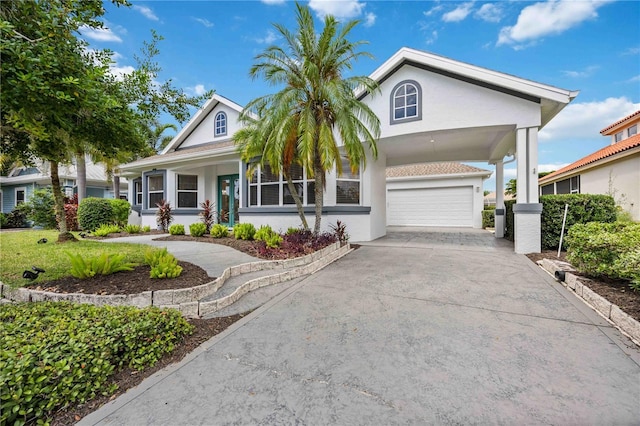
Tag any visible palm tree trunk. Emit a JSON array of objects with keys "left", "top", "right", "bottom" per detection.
[
  {"left": 285, "top": 175, "right": 309, "bottom": 230},
  {"left": 50, "top": 160, "right": 76, "bottom": 242},
  {"left": 313, "top": 155, "right": 324, "bottom": 235},
  {"left": 112, "top": 175, "right": 120, "bottom": 199},
  {"left": 76, "top": 152, "right": 87, "bottom": 204}
]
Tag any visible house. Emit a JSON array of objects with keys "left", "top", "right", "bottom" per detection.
[
  {"left": 119, "top": 47, "right": 577, "bottom": 253},
  {"left": 483, "top": 191, "right": 515, "bottom": 208},
  {"left": 0, "top": 158, "right": 128, "bottom": 213},
  {"left": 539, "top": 110, "right": 640, "bottom": 220},
  {"left": 386, "top": 162, "right": 491, "bottom": 228}
]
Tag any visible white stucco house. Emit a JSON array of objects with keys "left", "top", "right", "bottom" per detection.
[
  {"left": 119, "top": 47, "right": 578, "bottom": 253},
  {"left": 539, "top": 110, "right": 640, "bottom": 220}
]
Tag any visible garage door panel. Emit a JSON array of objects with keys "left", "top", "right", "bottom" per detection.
[{"left": 387, "top": 186, "right": 473, "bottom": 227}]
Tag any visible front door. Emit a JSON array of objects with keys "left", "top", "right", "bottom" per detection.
[{"left": 218, "top": 175, "right": 239, "bottom": 226}]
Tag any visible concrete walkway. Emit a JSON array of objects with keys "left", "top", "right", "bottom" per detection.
[{"left": 82, "top": 230, "right": 640, "bottom": 425}]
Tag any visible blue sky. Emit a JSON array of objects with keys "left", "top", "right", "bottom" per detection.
[{"left": 83, "top": 0, "right": 640, "bottom": 190}]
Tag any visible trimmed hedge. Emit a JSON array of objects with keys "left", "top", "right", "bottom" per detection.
[
  {"left": 0, "top": 303, "right": 193, "bottom": 425},
  {"left": 482, "top": 209, "right": 495, "bottom": 229},
  {"left": 77, "top": 198, "right": 114, "bottom": 231},
  {"left": 504, "top": 195, "right": 617, "bottom": 249},
  {"left": 109, "top": 199, "right": 131, "bottom": 227}
]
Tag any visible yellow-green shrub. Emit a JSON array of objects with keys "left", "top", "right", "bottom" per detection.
[
  {"left": 66, "top": 252, "right": 135, "bottom": 279},
  {"left": 210, "top": 224, "right": 229, "bottom": 238}
]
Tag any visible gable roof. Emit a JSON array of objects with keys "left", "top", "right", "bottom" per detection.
[
  {"left": 386, "top": 162, "right": 491, "bottom": 178},
  {"left": 0, "top": 157, "right": 123, "bottom": 185},
  {"left": 600, "top": 110, "right": 640, "bottom": 135},
  {"left": 539, "top": 133, "right": 640, "bottom": 184},
  {"left": 161, "top": 94, "right": 245, "bottom": 154}
]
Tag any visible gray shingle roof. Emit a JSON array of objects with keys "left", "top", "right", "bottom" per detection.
[{"left": 386, "top": 162, "right": 491, "bottom": 178}]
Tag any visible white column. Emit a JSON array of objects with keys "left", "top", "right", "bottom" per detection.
[
  {"left": 515, "top": 128, "right": 527, "bottom": 204},
  {"left": 513, "top": 127, "right": 542, "bottom": 254},
  {"left": 527, "top": 127, "right": 539, "bottom": 203},
  {"left": 494, "top": 160, "right": 505, "bottom": 238}
]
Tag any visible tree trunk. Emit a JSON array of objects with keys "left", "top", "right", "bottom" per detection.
[
  {"left": 313, "top": 154, "right": 324, "bottom": 235},
  {"left": 50, "top": 160, "right": 76, "bottom": 242},
  {"left": 112, "top": 175, "right": 120, "bottom": 199},
  {"left": 75, "top": 152, "right": 87, "bottom": 204},
  {"left": 285, "top": 174, "right": 309, "bottom": 230}
]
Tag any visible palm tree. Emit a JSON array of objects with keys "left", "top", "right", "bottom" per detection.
[{"left": 235, "top": 3, "right": 380, "bottom": 234}]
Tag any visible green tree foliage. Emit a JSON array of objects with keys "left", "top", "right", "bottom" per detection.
[{"left": 234, "top": 3, "right": 380, "bottom": 233}]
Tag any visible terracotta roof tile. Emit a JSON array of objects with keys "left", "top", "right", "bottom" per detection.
[
  {"left": 600, "top": 110, "right": 640, "bottom": 134},
  {"left": 539, "top": 134, "right": 640, "bottom": 183},
  {"left": 386, "top": 162, "right": 490, "bottom": 178}
]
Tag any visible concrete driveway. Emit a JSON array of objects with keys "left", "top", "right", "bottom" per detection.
[{"left": 81, "top": 228, "right": 640, "bottom": 425}]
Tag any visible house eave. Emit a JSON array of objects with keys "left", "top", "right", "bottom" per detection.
[
  {"left": 120, "top": 145, "right": 238, "bottom": 174},
  {"left": 386, "top": 170, "right": 492, "bottom": 182}
]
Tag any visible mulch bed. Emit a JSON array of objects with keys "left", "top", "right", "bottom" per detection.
[
  {"left": 526, "top": 250, "right": 640, "bottom": 323},
  {"left": 50, "top": 313, "right": 250, "bottom": 426}
]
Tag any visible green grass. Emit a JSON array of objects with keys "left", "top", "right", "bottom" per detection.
[{"left": 0, "top": 230, "right": 150, "bottom": 287}]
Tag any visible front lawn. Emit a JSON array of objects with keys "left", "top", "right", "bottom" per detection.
[{"left": 0, "top": 230, "right": 148, "bottom": 287}]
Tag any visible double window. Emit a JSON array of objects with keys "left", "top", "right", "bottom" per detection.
[
  {"left": 215, "top": 112, "right": 227, "bottom": 137},
  {"left": 177, "top": 175, "right": 198, "bottom": 208},
  {"left": 391, "top": 80, "right": 422, "bottom": 124},
  {"left": 249, "top": 164, "right": 315, "bottom": 207},
  {"left": 336, "top": 157, "right": 361, "bottom": 205}
]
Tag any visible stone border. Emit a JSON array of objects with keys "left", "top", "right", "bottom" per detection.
[
  {"left": 0, "top": 242, "right": 349, "bottom": 318},
  {"left": 539, "top": 258, "right": 640, "bottom": 346}
]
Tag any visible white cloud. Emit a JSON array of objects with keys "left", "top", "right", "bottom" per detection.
[
  {"left": 442, "top": 2, "right": 474, "bottom": 23},
  {"left": 79, "top": 25, "right": 122, "bottom": 43},
  {"left": 539, "top": 97, "right": 640, "bottom": 141},
  {"left": 426, "top": 30, "right": 438, "bottom": 45},
  {"left": 621, "top": 47, "right": 640, "bottom": 56},
  {"left": 497, "top": 0, "right": 612, "bottom": 48},
  {"left": 133, "top": 5, "right": 159, "bottom": 21},
  {"left": 308, "top": 0, "right": 365, "bottom": 19},
  {"left": 363, "top": 12, "right": 376, "bottom": 27},
  {"left": 628, "top": 75, "right": 640, "bottom": 83},
  {"left": 424, "top": 4, "right": 444, "bottom": 17},
  {"left": 261, "top": 0, "right": 285, "bottom": 4},
  {"left": 475, "top": 3, "right": 503, "bottom": 23},
  {"left": 109, "top": 65, "right": 135, "bottom": 81},
  {"left": 194, "top": 17, "right": 214, "bottom": 28},
  {"left": 193, "top": 84, "right": 206, "bottom": 96},
  {"left": 561, "top": 65, "right": 599, "bottom": 78},
  {"left": 255, "top": 29, "right": 279, "bottom": 44}
]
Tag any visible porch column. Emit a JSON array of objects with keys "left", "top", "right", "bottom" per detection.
[
  {"left": 494, "top": 160, "right": 505, "bottom": 238},
  {"left": 238, "top": 160, "right": 246, "bottom": 209},
  {"left": 513, "top": 127, "right": 542, "bottom": 254}
]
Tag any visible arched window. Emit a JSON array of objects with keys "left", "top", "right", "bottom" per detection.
[
  {"left": 215, "top": 112, "right": 227, "bottom": 136},
  {"left": 390, "top": 80, "right": 422, "bottom": 124}
]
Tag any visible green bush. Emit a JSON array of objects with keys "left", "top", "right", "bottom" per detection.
[
  {"left": 210, "top": 224, "right": 229, "bottom": 238},
  {"left": 109, "top": 198, "right": 131, "bottom": 227},
  {"left": 142, "top": 225, "right": 151, "bottom": 232},
  {"left": 169, "top": 224, "right": 185, "bottom": 235},
  {"left": 233, "top": 223, "right": 256, "bottom": 240},
  {"left": 93, "top": 223, "right": 122, "bottom": 237},
  {"left": 144, "top": 247, "right": 169, "bottom": 266},
  {"left": 0, "top": 213, "right": 6, "bottom": 228},
  {"left": 24, "top": 188, "right": 57, "bottom": 229},
  {"left": 66, "top": 252, "right": 136, "bottom": 279},
  {"left": 3, "top": 206, "right": 30, "bottom": 229},
  {"left": 482, "top": 209, "right": 495, "bottom": 229},
  {"left": 0, "top": 302, "right": 193, "bottom": 426},
  {"left": 254, "top": 225, "right": 275, "bottom": 242},
  {"left": 265, "top": 233, "right": 283, "bottom": 248},
  {"left": 77, "top": 198, "right": 114, "bottom": 231},
  {"left": 124, "top": 224, "right": 142, "bottom": 234},
  {"left": 566, "top": 222, "right": 640, "bottom": 288},
  {"left": 149, "top": 256, "right": 183, "bottom": 279},
  {"left": 286, "top": 226, "right": 301, "bottom": 235},
  {"left": 189, "top": 223, "right": 207, "bottom": 237}
]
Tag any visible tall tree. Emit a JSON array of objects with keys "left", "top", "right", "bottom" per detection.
[{"left": 235, "top": 3, "right": 380, "bottom": 233}]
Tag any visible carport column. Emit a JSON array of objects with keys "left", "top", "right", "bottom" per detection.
[
  {"left": 494, "top": 160, "right": 505, "bottom": 238},
  {"left": 513, "top": 127, "right": 542, "bottom": 254}
]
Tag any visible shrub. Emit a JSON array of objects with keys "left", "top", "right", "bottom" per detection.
[
  {"left": 199, "top": 199, "right": 216, "bottom": 233},
  {"left": 66, "top": 252, "right": 136, "bottom": 279},
  {"left": 233, "top": 223, "right": 256, "bottom": 240},
  {"left": 0, "top": 302, "right": 192, "bottom": 426},
  {"left": 142, "top": 225, "right": 151, "bottom": 232},
  {"left": 64, "top": 204, "right": 79, "bottom": 231},
  {"left": 286, "top": 226, "right": 301, "bottom": 235},
  {"left": 24, "top": 188, "right": 57, "bottom": 229},
  {"left": 482, "top": 209, "right": 495, "bottom": 229},
  {"left": 144, "top": 247, "right": 170, "bottom": 267},
  {"left": 149, "top": 255, "right": 183, "bottom": 279},
  {"left": 615, "top": 250, "right": 640, "bottom": 291},
  {"left": 78, "top": 198, "right": 114, "bottom": 231},
  {"left": 254, "top": 225, "right": 276, "bottom": 242},
  {"left": 93, "top": 223, "right": 122, "bottom": 237},
  {"left": 109, "top": 198, "right": 131, "bottom": 227},
  {"left": 124, "top": 224, "right": 142, "bottom": 234},
  {"left": 155, "top": 200, "right": 173, "bottom": 232},
  {"left": 3, "top": 206, "right": 29, "bottom": 229},
  {"left": 169, "top": 224, "right": 185, "bottom": 235},
  {"left": 210, "top": 223, "right": 229, "bottom": 238},
  {"left": 0, "top": 213, "right": 6, "bottom": 228},
  {"left": 329, "top": 220, "right": 349, "bottom": 244},
  {"left": 189, "top": 222, "right": 207, "bottom": 237},
  {"left": 566, "top": 221, "right": 640, "bottom": 287},
  {"left": 265, "top": 233, "right": 283, "bottom": 248}
]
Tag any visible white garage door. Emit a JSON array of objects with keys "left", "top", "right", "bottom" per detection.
[{"left": 387, "top": 186, "right": 473, "bottom": 227}]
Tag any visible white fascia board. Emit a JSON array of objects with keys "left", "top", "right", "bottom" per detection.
[{"left": 386, "top": 170, "right": 492, "bottom": 183}]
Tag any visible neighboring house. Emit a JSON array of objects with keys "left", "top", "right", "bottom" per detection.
[
  {"left": 0, "top": 158, "right": 128, "bottom": 213},
  {"left": 539, "top": 110, "right": 640, "bottom": 221},
  {"left": 119, "top": 47, "right": 577, "bottom": 253},
  {"left": 483, "top": 191, "right": 515, "bottom": 207},
  {"left": 386, "top": 162, "right": 491, "bottom": 228}
]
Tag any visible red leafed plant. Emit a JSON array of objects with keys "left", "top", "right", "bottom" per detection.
[
  {"left": 156, "top": 200, "right": 173, "bottom": 232},
  {"left": 64, "top": 194, "right": 79, "bottom": 231},
  {"left": 199, "top": 199, "right": 216, "bottom": 233}
]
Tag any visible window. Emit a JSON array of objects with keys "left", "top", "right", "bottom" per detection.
[
  {"left": 629, "top": 124, "right": 638, "bottom": 138},
  {"left": 133, "top": 179, "right": 142, "bottom": 205},
  {"left": 336, "top": 157, "right": 360, "bottom": 205},
  {"left": 614, "top": 131, "right": 623, "bottom": 143},
  {"left": 15, "top": 187, "right": 26, "bottom": 206},
  {"left": 177, "top": 175, "right": 198, "bottom": 208},
  {"left": 215, "top": 112, "right": 227, "bottom": 137},
  {"left": 541, "top": 184, "right": 554, "bottom": 195},
  {"left": 248, "top": 164, "right": 315, "bottom": 206},
  {"left": 390, "top": 80, "right": 422, "bottom": 124},
  {"left": 570, "top": 176, "right": 580, "bottom": 194},
  {"left": 147, "top": 175, "right": 164, "bottom": 208}
]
